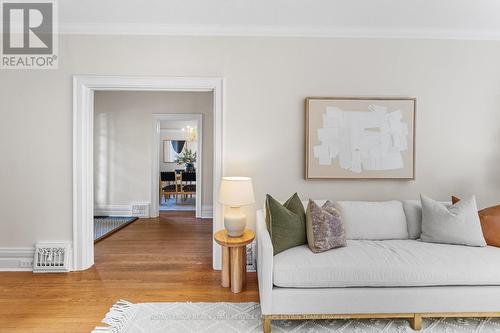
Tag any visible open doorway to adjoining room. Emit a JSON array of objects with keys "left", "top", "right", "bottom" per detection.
[
  {"left": 157, "top": 115, "right": 203, "bottom": 214},
  {"left": 92, "top": 91, "right": 213, "bottom": 247},
  {"left": 73, "top": 76, "right": 224, "bottom": 272}
]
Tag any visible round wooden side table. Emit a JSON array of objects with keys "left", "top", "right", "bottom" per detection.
[{"left": 214, "top": 229, "right": 255, "bottom": 293}]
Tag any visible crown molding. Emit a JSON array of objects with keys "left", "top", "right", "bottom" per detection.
[{"left": 58, "top": 23, "right": 500, "bottom": 40}]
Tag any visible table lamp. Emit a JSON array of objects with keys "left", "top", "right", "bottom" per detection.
[{"left": 218, "top": 177, "right": 255, "bottom": 237}]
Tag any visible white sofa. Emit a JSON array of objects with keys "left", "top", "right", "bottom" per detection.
[{"left": 256, "top": 200, "right": 500, "bottom": 332}]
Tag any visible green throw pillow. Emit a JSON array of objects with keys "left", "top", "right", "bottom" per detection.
[{"left": 265, "top": 193, "right": 307, "bottom": 255}]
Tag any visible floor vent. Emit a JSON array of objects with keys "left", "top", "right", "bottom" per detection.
[
  {"left": 246, "top": 241, "right": 256, "bottom": 272},
  {"left": 33, "top": 243, "right": 71, "bottom": 273},
  {"left": 131, "top": 203, "right": 150, "bottom": 217}
]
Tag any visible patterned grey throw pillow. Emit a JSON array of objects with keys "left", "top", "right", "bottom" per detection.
[{"left": 306, "top": 200, "right": 347, "bottom": 253}]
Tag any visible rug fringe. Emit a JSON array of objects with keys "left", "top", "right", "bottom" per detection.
[{"left": 92, "top": 300, "right": 135, "bottom": 333}]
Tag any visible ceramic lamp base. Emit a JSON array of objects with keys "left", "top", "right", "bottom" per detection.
[{"left": 224, "top": 206, "right": 246, "bottom": 237}]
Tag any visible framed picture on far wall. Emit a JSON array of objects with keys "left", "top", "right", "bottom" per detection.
[
  {"left": 305, "top": 97, "right": 416, "bottom": 180},
  {"left": 163, "top": 140, "right": 186, "bottom": 163}
]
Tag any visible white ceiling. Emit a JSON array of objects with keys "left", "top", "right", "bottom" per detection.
[{"left": 59, "top": 0, "right": 500, "bottom": 39}]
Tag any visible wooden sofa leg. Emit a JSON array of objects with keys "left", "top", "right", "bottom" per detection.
[
  {"left": 409, "top": 314, "right": 422, "bottom": 330},
  {"left": 262, "top": 315, "right": 272, "bottom": 333}
]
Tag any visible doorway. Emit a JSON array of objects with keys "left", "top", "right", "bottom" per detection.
[
  {"left": 73, "top": 76, "right": 224, "bottom": 272},
  {"left": 153, "top": 114, "right": 203, "bottom": 217}
]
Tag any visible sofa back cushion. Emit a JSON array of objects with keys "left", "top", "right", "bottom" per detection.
[
  {"left": 334, "top": 200, "right": 408, "bottom": 240},
  {"left": 403, "top": 200, "right": 452, "bottom": 239},
  {"left": 301, "top": 200, "right": 328, "bottom": 210}
]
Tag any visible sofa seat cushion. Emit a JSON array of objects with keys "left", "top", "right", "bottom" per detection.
[{"left": 273, "top": 240, "right": 500, "bottom": 288}]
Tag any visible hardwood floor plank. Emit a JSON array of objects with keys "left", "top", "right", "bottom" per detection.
[{"left": 0, "top": 211, "right": 259, "bottom": 332}]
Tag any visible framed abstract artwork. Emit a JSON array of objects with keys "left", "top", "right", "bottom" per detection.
[
  {"left": 305, "top": 97, "right": 416, "bottom": 179},
  {"left": 163, "top": 140, "right": 186, "bottom": 163}
]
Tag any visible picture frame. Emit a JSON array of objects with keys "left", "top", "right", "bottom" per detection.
[
  {"left": 305, "top": 97, "right": 416, "bottom": 180},
  {"left": 163, "top": 140, "right": 186, "bottom": 163}
]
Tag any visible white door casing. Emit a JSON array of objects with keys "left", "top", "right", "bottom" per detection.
[{"left": 73, "top": 75, "right": 224, "bottom": 271}]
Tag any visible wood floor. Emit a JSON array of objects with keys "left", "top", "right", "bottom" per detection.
[{"left": 0, "top": 211, "right": 259, "bottom": 333}]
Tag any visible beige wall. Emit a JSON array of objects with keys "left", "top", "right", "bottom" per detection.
[
  {"left": 93, "top": 91, "right": 213, "bottom": 209},
  {"left": 1, "top": 36, "right": 500, "bottom": 248}
]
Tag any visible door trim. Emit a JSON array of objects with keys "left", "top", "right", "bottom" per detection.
[{"left": 73, "top": 75, "right": 224, "bottom": 271}]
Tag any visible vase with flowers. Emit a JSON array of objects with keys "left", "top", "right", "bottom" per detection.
[{"left": 175, "top": 149, "right": 197, "bottom": 172}]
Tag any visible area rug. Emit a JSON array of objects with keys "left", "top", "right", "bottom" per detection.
[
  {"left": 92, "top": 301, "right": 500, "bottom": 333},
  {"left": 160, "top": 197, "right": 196, "bottom": 211},
  {"left": 94, "top": 217, "right": 137, "bottom": 242}
]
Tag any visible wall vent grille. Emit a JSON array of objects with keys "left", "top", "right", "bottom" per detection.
[
  {"left": 131, "top": 203, "right": 150, "bottom": 217},
  {"left": 246, "top": 241, "right": 256, "bottom": 272},
  {"left": 33, "top": 243, "right": 71, "bottom": 273}
]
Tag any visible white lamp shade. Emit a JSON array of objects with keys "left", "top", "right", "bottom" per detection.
[{"left": 218, "top": 177, "right": 255, "bottom": 207}]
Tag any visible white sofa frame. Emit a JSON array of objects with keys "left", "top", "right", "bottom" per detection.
[{"left": 256, "top": 210, "right": 500, "bottom": 332}]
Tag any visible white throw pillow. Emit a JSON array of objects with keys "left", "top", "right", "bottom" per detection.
[
  {"left": 420, "top": 194, "right": 486, "bottom": 247},
  {"left": 334, "top": 201, "right": 409, "bottom": 240},
  {"left": 403, "top": 200, "right": 452, "bottom": 239}
]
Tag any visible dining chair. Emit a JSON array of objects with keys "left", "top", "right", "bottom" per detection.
[
  {"left": 180, "top": 172, "right": 196, "bottom": 201},
  {"left": 160, "top": 171, "right": 178, "bottom": 202}
]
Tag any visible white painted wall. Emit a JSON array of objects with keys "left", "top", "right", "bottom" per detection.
[
  {"left": 1, "top": 36, "right": 500, "bottom": 249},
  {"left": 93, "top": 91, "right": 212, "bottom": 211}
]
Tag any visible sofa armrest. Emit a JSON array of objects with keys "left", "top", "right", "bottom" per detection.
[{"left": 256, "top": 209, "right": 273, "bottom": 314}]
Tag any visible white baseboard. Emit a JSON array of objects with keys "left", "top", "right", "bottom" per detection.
[
  {"left": 94, "top": 203, "right": 153, "bottom": 217},
  {"left": 94, "top": 204, "right": 132, "bottom": 217},
  {"left": 201, "top": 205, "right": 213, "bottom": 219},
  {"left": 0, "top": 247, "right": 34, "bottom": 271}
]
